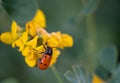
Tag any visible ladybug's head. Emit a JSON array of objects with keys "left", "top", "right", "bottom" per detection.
[{"left": 45, "top": 46, "right": 53, "bottom": 56}]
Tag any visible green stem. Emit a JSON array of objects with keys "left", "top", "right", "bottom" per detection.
[
  {"left": 86, "top": 14, "right": 97, "bottom": 55},
  {"left": 85, "top": 13, "right": 98, "bottom": 72},
  {"left": 82, "top": 0, "right": 98, "bottom": 72},
  {"left": 51, "top": 65, "right": 64, "bottom": 83}
]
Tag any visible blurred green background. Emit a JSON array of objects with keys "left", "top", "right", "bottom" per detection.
[{"left": 0, "top": 0, "right": 120, "bottom": 83}]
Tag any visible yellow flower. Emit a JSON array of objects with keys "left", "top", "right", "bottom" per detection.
[
  {"left": 22, "top": 46, "right": 36, "bottom": 67},
  {"left": 22, "top": 45, "right": 32, "bottom": 57},
  {"left": 11, "top": 21, "right": 23, "bottom": 40},
  {"left": 36, "top": 28, "right": 60, "bottom": 47},
  {"left": 0, "top": 32, "right": 14, "bottom": 44},
  {"left": 12, "top": 32, "right": 28, "bottom": 51},
  {"left": 32, "top": 10, "right": 46, "bottom": 28},
  {"left": 26, "top": 28, "right": 72, "bottom": 68},
  {"left": 38, "top": 28, "right": 74, "bottom": 48},
  {"left": 49, "top": 48, "right": 60, "bottom": 66},
  {"left": 22, "top": 36, "right": 42, "bottom": 67},
  {"left": 22, "top": 36, "right": 39, "bottom": 57},
  {"left": 23, "top": 45, "right": 45, "bottom": 67},
  {"left": 0, "top": 9, "right": 74, "bottom": 69},
  {"left": 26, "top": 36, "right": 38, "bottom": 48},
  {"left": 0, "top": 21, "right": 23, "bottom": 44},
  {"left": 24, "top": 45, "right": 61, "bottom": 68},
  {"left": 25, "top": 51, "right": 38, "bottom": 67},
  {"left": 36, "top": 29, "right": 73, "bottom": 49},
  {"left": 21, "top": 31, "right": 61, "bottom": 68},
  {"left": 22, "top": 35, "right": 39, "bottom": 57},
  {"left": 51, "top": 32, "right": 73, "bottom": 49},
  {"left": 26, "top": 9, "right": 46, "bottom": 37},
  {"left": 92, "top": 74, "right": 105, "bottom": 83}
]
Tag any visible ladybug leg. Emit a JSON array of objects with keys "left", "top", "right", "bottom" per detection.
[
  {"left": 33, "top": 48, "right": 44, "bottom": 54},
  {"left": 43, "top": 44, "right": 47, "bottom": 50},
  {"left": 38, "top": 58, "right": 41, "bottom": 61},
  {"left": 37, "top": 58, "right": 42, "bottom": 67},
  {"left": 33, "top": 48, "right": 38, "bottom": 52},
  {"left": 35, "top": 58, "right": 41, "bottom": 67},
  {"left": 40, "top": 52, "right": 44, "bottom": 54}
]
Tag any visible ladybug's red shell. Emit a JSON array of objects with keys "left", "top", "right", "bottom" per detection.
[{"left": 38, "top": 54, "right": 52, "bottom": 70}]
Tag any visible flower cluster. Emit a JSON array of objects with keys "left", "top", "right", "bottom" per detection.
[{"left": 0, "top": 9, "right": 73, "bottom": 68}]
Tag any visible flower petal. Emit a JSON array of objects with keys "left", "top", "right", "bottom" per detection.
[
  {"left": 25, "top": 56, "right": 37, "bottom": 67},
  {"left": 92, "top": 74, "right": 105, "bottom": 83},
  {"left": 49, "top": 48, "right": 60, "bottom": 66},
  {"left": 22, "top": 46, "right": 32, "bottom": 57},
  {"left": 11, "top": 21, "right": 18, "bottom": 40},
  {"left": 47, "top": 36, "right": 59, "bottom": 47},
  {"left": 51, "top": 32, "right": 73, "bottom": 49},
  {"left": 11, "top": 21, "right": 23, "bottom": 40},
  {"left": 60, "top": 34, "right": 73, "bottom": 48},
  {"left": 0, "top": 32, "right": 14, "bottom": 44},
  {"left": 36, "top": 45, "right": 45, "bottom": 53},
  {"left": 26, "top": 10, "right": 46, "bottom": 37},
  {"left": 32, "top": 10, "right": 46, "bottom": 28},
  {"left": 26, "top": 36, "right": 38, "bottom": 48},
  {"left": 26, "top": 22, "right": 37, "bottom": 37},
  {"left": 12, "top": 32, "right": 28, "bottom": 51}
]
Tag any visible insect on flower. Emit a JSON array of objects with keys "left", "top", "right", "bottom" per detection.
[
  {"left": 0, "top": 9, "right": 73, "bottom": 69},
  {"left": 37, "top": 44, "right": 53, "bottom": 70},
  {"left": 34, "top": 40, "right": 53, "bottom": 70}
]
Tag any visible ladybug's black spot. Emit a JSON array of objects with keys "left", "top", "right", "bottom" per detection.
[
  {"left": 44, "top": 55, "right": 46, "bottom": 58},
  {"left": 44, "top": 64, "right": 47, "bottom": 66},
  {"left": 40, "top": 62, "right": 42, "bottom": 64}
]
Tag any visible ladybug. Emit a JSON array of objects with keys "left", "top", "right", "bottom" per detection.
[{"left": 37, "top": 45, "right": 53, "bottom": 70}]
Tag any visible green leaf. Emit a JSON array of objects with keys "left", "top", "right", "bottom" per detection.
[
  {"left": 99, "top": 46, "right": 118, "bottom": 73},
  {"left": 1, "top": 0, "right": 37, "bottom": 26}
]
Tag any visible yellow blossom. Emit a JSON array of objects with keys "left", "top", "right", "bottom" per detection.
[
  {"left": 38, "top": 28, "right": 59, "bottom": 47},
  {"left": 51, "top": 32, "right": 73, "bottom": 49},
  {"left": 11, "top": 21, "right": 18, "bottom": 40},
  {"left": 37, "top": 27, "right": 50, "bottom": 44},
  {"left": 12, "top": 32, "right": 28, "bottom": 51},
  {"left": 22, "top": 46, "right": 39, "bottom": 67},
  {"left": 0, "top": 32, "right": 14, "bottom": 44},
  {"left": 22, "top": 38, "right": 43, "bottom": 67},
  {"left": 32, "top": 10, "right": 46, "bottom": 28},
  {"left": 26, "top": 22, "right": 37, "bottom": 37},
  {"left": 22, "top": 45, "right": 32, "bottom": 57},
  {"left": 23, "top": 45, "right": 44, "bottom": 67},
  {"left": 26, "top": 36, "right": 38, "bottom": 48},
  {"left": 11, "top": 21, "right": 23, "bottom": 40},
  {"left": 36, "top": 45, "right": 45, "bottom": 55},
  {"left": 35, "top": 29, "right": 73, "bottom": 49},
  {"left": 49, "top": 48, "right": 60, "bottom": 66},
  {"left": 25, "top": 53, "right": 37, "bottom": 67},
  {"left": 28, "top": 28, "right": 72, "bottom": 67},
  {"left": 25, "top": 28, "right": 73, "bottom": 68},
  {"left": 59, "top": 33, "right": 73, "bottom": 48},
  {"left": 26, "top": 9, "right": 46, "bottom": 37},
  {"left": 0, "top": 8, "right": 74, "bottom": 69},
  {"left": 23, "top": 45, "right": 61, "bottom": 68},
  {"left": 92, "top": 74, "right": 105, "bottom": 83},
  {"left": 0, "top": 21, "right": 22, "bottom": 44}
]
